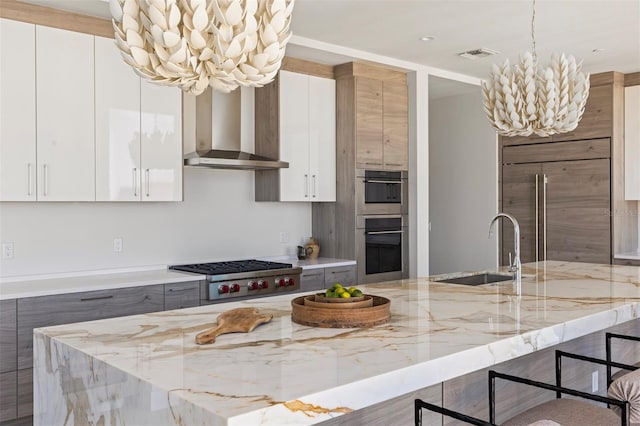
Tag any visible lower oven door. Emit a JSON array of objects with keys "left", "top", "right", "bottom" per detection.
[{"left": 356, "top": 215, "right": 409, "bottom": 284}]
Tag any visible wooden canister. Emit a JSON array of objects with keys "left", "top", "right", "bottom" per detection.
[{"left": 305, "top": 237, "right": 320, "bottom": 259}]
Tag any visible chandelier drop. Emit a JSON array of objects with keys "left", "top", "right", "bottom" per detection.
[
  {"left": 481, "top": 0, "right": 590, "bottom": 137},
  {"left": 109, "top": 0, "right": 295, "bottom": 95}
]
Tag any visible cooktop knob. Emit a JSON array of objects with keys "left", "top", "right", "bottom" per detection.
[
  {"left": 277, "top": 278, "right": 286, "bottom": 287},
  {"left": 231, "top": 283, "right": 240, "bottom": 293},
  {"left": 218, "top": 284, "right": 230, "bottom": 294},
  {"left": 286, "top": 277, "right": 295, "bottom": 286},
  {"left": 258, "top": 280, "right": 268, "bottom": 289},
  {"left": 248, "top": 281, "right": 259, "bottom": 290}
]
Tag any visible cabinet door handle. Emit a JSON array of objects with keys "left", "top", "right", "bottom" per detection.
[
  {"left": 312, "top": 174, "right": 316, "bottom": 198},
  {"left": 167, "top": 287, "right": 193, "bottom": 293},
  {"left": 145, "top": 168, "right": 150, "bottom": 197},
  {"left": 365, "top": 230, "right": 403, "bottom": 235},
  {"left": 133, "top": 168, "right": 138, "bottom": 197},
  {"left": 80, "top": 295, "right": 114, "bottom": 302},
  {"left": 304, "top": 273, "right": 323, "bottom": 278},
  {"left": 26, "top": 163, "right": 32, "bottom": 196},
  {"left": 42, "top": 164, "right": 48, "bottom": 196},
  {"left": 385, "top": 163, "right": 403, "bottom": 166},
  {"left": 535, "top": 173, "right": 539, "bottom": 264},
  {"left": 543, "top": 174, "right": 548, "bottom": 261},
  {"left": 304, "top": 174, "right": 308, "bottom": 198}
]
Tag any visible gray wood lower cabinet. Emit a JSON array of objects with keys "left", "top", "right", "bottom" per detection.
[
  {"left": 16, "top": 370, "right": 31, "bottom": 419},
  {"left": 300, "top": 269, "right": 325, "bottom": 292},
  {"left": 17, "top": 285, "right": 164, "bottom": 370},
  {"left": 0, "top": 371, "right": 17, "bottom": 422},
  {"left": 324, "top": 265, "right": 357, "bottom": 288},
  {"left": 164, "top": 281, "right": 200, "bottom": 310},
  {"left": 0, "top": 300, "right": 17, "bottom": 373}
]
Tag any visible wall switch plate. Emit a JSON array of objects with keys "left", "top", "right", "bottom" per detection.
[
  {"left": 279, "top": 232, "right": 289, "bottom": 244},
  {"left": 2, "top": 243, "right": 14, "bottom": 259},
  {"left": 113, "top": 238, "right": 123, "bottom": 253},
  {"left": 592, "top": 371, "right": 599, "bottom": 392}
]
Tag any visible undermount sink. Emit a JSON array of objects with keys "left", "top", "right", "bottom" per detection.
[{"left": 433, "top": 273, "right": 514, "bottom": 286}]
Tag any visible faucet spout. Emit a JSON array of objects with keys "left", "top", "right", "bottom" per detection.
[{"left": 489, "top": 213, "right": 522, "bottom": 294}]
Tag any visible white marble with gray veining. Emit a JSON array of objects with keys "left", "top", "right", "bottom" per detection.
[{"left": 34, "top": 261, "right": 640, "bottom": 425}]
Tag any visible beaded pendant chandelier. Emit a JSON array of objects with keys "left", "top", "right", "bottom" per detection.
[
  {"left": 109, "top": 0, "right": 294, "bottom": 95},
  {"left": 481, "top": 0, "right": 590, "bottom": 137}
]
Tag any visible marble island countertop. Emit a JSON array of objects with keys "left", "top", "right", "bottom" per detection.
[{"left": 35, "top": 261, "right": 640, "bottom": 425}]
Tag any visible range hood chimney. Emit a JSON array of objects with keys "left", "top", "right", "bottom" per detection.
[{"left": 183, "top": 87, "right": 288, "bottom": 170}]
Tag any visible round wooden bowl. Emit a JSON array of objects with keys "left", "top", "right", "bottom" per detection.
[
  {"left": 314, "top": 293, "right": 366, "bottom": 303},
  {"left": 304, "top": 295, "right": 373, "bottom": 309},
  {"left": 291, "top": 295, "right": 391, "bottom": 328}
]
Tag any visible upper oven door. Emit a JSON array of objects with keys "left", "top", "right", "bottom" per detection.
[{"left": 356, "top": 169, "right": 408, "bottom": 215}]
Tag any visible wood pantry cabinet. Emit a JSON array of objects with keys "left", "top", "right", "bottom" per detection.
[
  {"left": 625, "top": 85, "right": 640, "bottom": 200},
  {"left": 255, "top": 68, "right": 336, "bottom": 202}
]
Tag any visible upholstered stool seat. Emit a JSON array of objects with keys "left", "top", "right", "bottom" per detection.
[{"left": 501, "top": 398, "right": 621, "bottom": 426}]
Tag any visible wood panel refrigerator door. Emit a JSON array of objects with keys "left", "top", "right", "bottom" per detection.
[
  {"left": 355, "top": 77, "right": 383, "bottom": 169},
  {"left": 140, "top": 81, "right": 182, "bottom": 202},
  {"left": 0, "top": 19, "right": 36, "bottom": 201},
  {"left": 36, "top": 26, "right": 95, "bottom": 201},
  {"left": 278, "top": 70, "right": 310, "bottom": 202},
  {"left": 543, "top": 159, "right": 611, "bottom": 264},
  {"left": 502, "top": 163, "right": 542, "bottom": 265},
  {"left": 95, "top": 36, "right": 141, "bottom": 201},
  {"left": 382, "top": 82, "right": 408, "bottom": 170},
  {"left": 308, "top": 75, "right": 336, "bottom": 202}
]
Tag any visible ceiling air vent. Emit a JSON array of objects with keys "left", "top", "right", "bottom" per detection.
[{"left": 458, "top": 48, "right": 500, "bottom": 60}]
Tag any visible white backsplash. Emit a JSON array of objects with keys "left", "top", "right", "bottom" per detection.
[{"left": 0, "top": 168, "right": 312, "bottom": 277}]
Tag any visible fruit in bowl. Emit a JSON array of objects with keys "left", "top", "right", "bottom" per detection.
[{"left": 324, "top": 283, "right": 363, "bottom": 299}]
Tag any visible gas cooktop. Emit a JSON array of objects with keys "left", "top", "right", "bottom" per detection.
[{"left": 169, "top": 259, "right": 294, "bottom": 276}]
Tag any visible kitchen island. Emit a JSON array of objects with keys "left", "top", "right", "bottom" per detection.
[{"left": 34, "top": 261, "right": 640, "bottom": 425}]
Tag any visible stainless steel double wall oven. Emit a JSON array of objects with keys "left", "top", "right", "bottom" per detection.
[{"left": 356, "top": 169, "right": 408, "bottom": 283}]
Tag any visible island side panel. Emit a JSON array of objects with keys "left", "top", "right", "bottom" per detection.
[
  {"left": 33, "top": 331, "right": 222, "bottom": 426},
  {"left": 442, "top": 319, "right": 640, "bottom": 425}
]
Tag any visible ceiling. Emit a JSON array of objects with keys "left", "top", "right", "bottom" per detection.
[{"left": 20, "top": 0, "right": 640, "bottom": 79}]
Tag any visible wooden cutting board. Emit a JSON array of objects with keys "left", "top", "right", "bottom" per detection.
[{"left": 195, "top": 307, "right": 273, "bottom": 345}]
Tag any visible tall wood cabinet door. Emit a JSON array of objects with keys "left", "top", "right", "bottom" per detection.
[
  {"left": 0, "top": 19, "right": 36, "bottom": 201},
  {"left": 502, "top": 163, "right": 542, "bottom": 265},
  {"left": 95, "top": 36, "right": 141, "bottom": 201},
  {"left": 308, "top": 75, "right": 336, "bottom": 202},
  {"left": 382, "top": 82, "right": 408, "bottom": 170},
  {"left": 279, "top": 70, "right": 310, "bottom": 201},
  {"left": 140, "top": 81, "right": 183, "bottom": 201},
  {"left": 36, "top": 26, "right": 95, "bottom": 201},
  {"left": 543, "top": 159, "right": 611, "bottom": 264},
  {"left": 355, "top": 77, "right": 383, "bottom": 168}
]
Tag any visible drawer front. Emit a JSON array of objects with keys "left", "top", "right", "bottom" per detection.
[
  {"left": 502, "top": 138, "right": 610, "bottom": 165},
  {"left": 300, "top": 269, "right": 325, "bottom": 292},
  {"left": 324, "top": 265, "right": 357, "bottom": 288},
  {"left": 0, "top": 299, "right": 17, "bottom": 373},
  {"left": 164, "top": 281, "right": 200, "bottom": 310},
  {"left": 17, "top": 368, "right": 31, "bottom": 419},
  {"left": 17, "top": 285, "right": 164, "bottom": 369},
  {"left": 0, "top": 371, "right": 17, "bottom": 422}
]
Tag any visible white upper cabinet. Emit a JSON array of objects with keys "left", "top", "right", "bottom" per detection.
[
  {"left": 140, "top": 81, "right": 183, "bottom": 202},
  {"left": 625, "top": 85, "right": 640, "bottom": 200},
  {"left": 36, "top": 26, "right": 95, "bottom": 201},
  {"left": 95, "top": 36, "right": 141, "bottom": 202},
  {"left": 0, "top": 19, "right": 36, "bottom": 201},
  {"left": 95, "top": 37, "right": 182, "bottom": 202},
  {"left": 278, "top": 70, "right": 336, "bottom": 202}
]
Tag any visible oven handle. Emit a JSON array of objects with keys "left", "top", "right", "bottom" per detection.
[
  {"left": 363, "top": 179, "right": 403, "bottom": 184},
  {"left": 365, "top": 230, "right": 404, "bottom": 235}
]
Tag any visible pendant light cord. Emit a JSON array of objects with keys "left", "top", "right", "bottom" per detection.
[{"left": 531, "top": 0, "right": 537, "bottom": 63}]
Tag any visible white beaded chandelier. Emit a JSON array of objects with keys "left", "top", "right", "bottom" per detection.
[
  {"left": 481, "top": 0, "right": 590, "bottom": 137},
  {"left": 109, "top": 0, "right": 295, "bottom": 95}
]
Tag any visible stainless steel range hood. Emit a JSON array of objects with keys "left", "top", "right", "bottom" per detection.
[{"left": 183, "top": 87, "right": 288, "bottom": 170}]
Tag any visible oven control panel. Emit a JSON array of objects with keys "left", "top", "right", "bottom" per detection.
[{"left": 208, "top": 275, "right": 300, "bottom": 301}]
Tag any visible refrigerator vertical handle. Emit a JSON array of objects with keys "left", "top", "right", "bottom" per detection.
[
  {"left": 543, "top": 174, "right": 548, "bottom": 261},
  {"left": 535, "top": 174, "right": 539, "bottom": 264}
]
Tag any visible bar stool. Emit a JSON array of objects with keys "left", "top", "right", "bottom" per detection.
[
  {"left": 607, "top": 332, "right": 640, "bottom": 387},
  {"left": 414, "top": 369, "right": 628, "bottom": 426}
]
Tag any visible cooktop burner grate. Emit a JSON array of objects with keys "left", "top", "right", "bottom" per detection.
[{"left": 169, "top": 260, "right": 293, "bottom": 276}]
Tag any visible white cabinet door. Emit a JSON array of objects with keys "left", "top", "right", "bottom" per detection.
[
  {"left": 625, "top": 85, "right": 640, "bottom": 200},
  {"left": 95, "top": 36, "right": 141, "bottom": 201},
  {"left": 36, "top": 26, "right": 95, "bottom": 201},
  {"left": 308, "top": 75, "right": 336, "bottom": 202},
  {"left": 0, "top": 19, "right": 36, "bottom": 201},
  {"left": 279, "top": 70, "right": 310, "bottom": 201},
  {"left": 140, "top": 81, "right": 183, "bottom": 202}
]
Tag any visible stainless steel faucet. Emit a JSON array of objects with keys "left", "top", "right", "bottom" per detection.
[{"left": 489, "top": 213, "right": 522, "bottom": 294}]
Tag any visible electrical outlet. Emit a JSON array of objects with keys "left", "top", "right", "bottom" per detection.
[
  {"left": 2, "top": 243, "right": 14, "bottom": 259},
  {"left": 113, "top": 238, "right": 123, "bottom": 253},
  {"left": 592, "top": 371, "right": 599, "bottom": 392},
  {"left": 279, "top": 231, "right": 289, "bottom": 243}
]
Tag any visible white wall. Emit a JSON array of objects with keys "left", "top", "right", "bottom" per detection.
[
  {"left": 428, "top": 81, "right": 498, "bottom": 275},
  {"left": 0, "top": 168, "right": 311, "bottom": 277}
]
